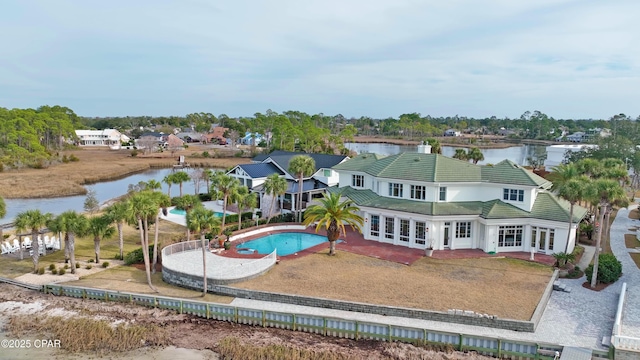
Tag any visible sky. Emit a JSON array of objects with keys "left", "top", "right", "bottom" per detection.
[{"left": 0, "top": 0, "right": 638, "bottom": 120}]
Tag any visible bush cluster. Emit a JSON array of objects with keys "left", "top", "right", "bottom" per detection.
[
  {"left": 585, "top": 253, "right": 622, "bottom": 284},
  {"left": 48, "top": 264, "right": 56, "bottom": 271},
  {"left": 102, "top": 261, "right": 109, "bottom": 268},
  {"left": 37, "top": 267, "right": 45, "bottom": 275},
  {"left": 85, "top": 265, "right": 93, "bottom": 270},
  {"left": 58, "top": 268, "right": 66, "bottom": 275},
  {"left": 124, "top": 245, "right": 155, "bottom": 265}
]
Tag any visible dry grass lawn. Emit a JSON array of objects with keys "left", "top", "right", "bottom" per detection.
[
  {"left": 0, "top": 146, "right": 250, "bottom": 198},
  {"left": 625, "top": 234, "right": 639, "bottom": 249},
  {"left": 631, "top": 253, "right": 640, "bottom": 270},
  {"left": 233, "top": 250, "right": 553, "bottom": 320}
]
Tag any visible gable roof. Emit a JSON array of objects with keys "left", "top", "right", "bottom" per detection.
[
  {"left": 330, "top": 187, "right": 586, "bottom": 222},
  {"left": 482, "top": 160, "right": 552, "bottom": 188},
  {"left": 237, "top": 163, "right": 284, "bottom": 178},
  {"left": 333, "top": 152, "right": 551, "bottom": 187},
  {"left": 253, "top": 151, "right": 348, "bottom": 174}
]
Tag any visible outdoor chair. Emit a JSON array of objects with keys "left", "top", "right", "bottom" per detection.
[
  {"left": 22, "top": 238, "right": 32, "bottom": 249},
  {"left": 1, "top": 244, "right": 8, "bottom": 255},
  {"left": 7, "top": 242, "right": 19, "bottom": 253},
  {"left": 52, "top": 238, "right": 61, "bottom": 250}
]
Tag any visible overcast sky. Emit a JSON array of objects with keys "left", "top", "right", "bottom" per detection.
[{"left": 1, "top": 1, "right": 638, "bottom": 119}]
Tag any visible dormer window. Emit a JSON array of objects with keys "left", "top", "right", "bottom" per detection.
[
  {"left": 352, "top": 175, "right": 364, "bottom": 188},
  {"left": 389, "top": 183, "right": 403, "bottom": 197},
  {"left": 503, "top": 188, "right": 524, "bottom": 202}
]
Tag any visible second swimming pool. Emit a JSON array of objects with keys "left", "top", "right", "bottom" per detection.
[{"left": 237, "top": 232, "right": 328, "bottom": 256}]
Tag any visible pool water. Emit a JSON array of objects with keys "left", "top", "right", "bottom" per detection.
[
  {"left": 237, "top": 232, "right": 330, "bottom": 256},
  {"left": 169, "top": 208, "right": 223, "bottom": 217}
]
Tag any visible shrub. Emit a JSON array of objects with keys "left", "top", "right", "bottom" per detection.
[
  {"left": 51, "top": 269, "right": 57, "bottom": 275},
  {"left": 202, "top": 151, "right": 210, "bottom": 158},
  {"left": 198, "top": 193, "right": 212, "bottom": 202},
  {"left": 58, "top": 268, "right": 66, "bottom": 275},
  {"left": 38, "top": 267, "right": 45, "bottom": 275},
  {"left": 63, "top": 264, "right": 69, "bottom": 270},
  {"left": 585, "top": 253, "right": 622, "bottom": 284},
  {"left": 88, "top": 259, "right": 94, "bottom": 263},
  {"left": 85, "top": 265, "right": 93, "bottom": 270},
  {"left": 69, "top": 154, "right": 79, "bottom": 162},
  {"left": 75, "top": 263, "right": 80, "bottom": 269},
  {"left": 48, "top": 264, "right": 56, "bottom": 271},
  {"left": 131, "top": 149, "right": 138, "bottom": 157},
  {"left": 61, "top": 155, "right": 69, "bottom": 163},
  {"left": 124, "top": 245, "right": 154, "bottom": 265},
  {"left": 102, "top": 262, "right": 109, "bottom": 268}
]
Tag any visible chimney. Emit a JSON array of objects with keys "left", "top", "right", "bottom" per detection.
[{"left": 417, "top": 141, "right": 432, "bottom": 154}]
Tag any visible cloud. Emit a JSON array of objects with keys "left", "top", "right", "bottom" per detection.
[{"left": 0, "top": 0, "right": 637, "bottom": 119}]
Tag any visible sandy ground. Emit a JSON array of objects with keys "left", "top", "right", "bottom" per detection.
[
  {"left": 14, "top": 260, "right": 125, "bottom": 286},
  {"left": 0, "top": 284, "right": 494, "bottom": 359}
]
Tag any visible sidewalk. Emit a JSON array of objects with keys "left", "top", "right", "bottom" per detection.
[{"left": 576, "top": 245, "right": 595, "bottom": 271}]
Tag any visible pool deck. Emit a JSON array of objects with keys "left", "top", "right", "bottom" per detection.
[{"left": 219, "top": 226, "right": 555, "bottom": 266}]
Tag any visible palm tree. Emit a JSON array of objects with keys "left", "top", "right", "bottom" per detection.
[
  {"left": 203, "top": 169, "right": 214, "bottom": 192},
  {"left": 127, "top": 191, "right": 159, "bottom": 292},
  {"left": 15, "top": 210, "right": 53, "bottom": 272},
  {"left": 550, "top": 163, "right": 580, "bottom": 187},
  {"left": 467, "top": 147, "right": 484, "bottom": 164},
  {"left": 105, "top": 201, "right": 128, "bottom": 260},
  {"left": 587, "top": 178, "right": 626, "bottom": 288},
  {"left": 87, "top": 215, "right": 115, "bottom": 263},
  {"left": 146, "top": 179, "right": 162, "bottom": 191},
  {"left": 425, "top": 138, "right": 441, "bottom": 154},
  {"left": 56, "top": 211, "right": 89, "bottom": 274},
  {"left": 210, "top": 171, "right": 240, "bottom": 231},
  {"left": 302, "top": 191, "right": 364, "bottom": 256},
  {"left": 150, "top": 191, "right": 171, "bottom": 273},
  {"left": 288, "top": 155, "right": 316, "bottom": 222},
  {"left": 172, "top": 171, "right": 191, "bottom": 197},
  {"left": 263, "top": 173, "right": 287, "bottom": 223},
  {"left": 233, "top": 186, "right": 257, "bottom": 231},
  {"left": 453, "top": 149, "right": 468, "bottom": 161},
  {"left": 163, "top": 173, "right": 176, "bottom": 198},
  {"left": 174, "top": 194, "right": 201, "bottom": 241},
  {"left": 186, "top": 204, "right": 221, "bottom": 296},
  {"left": 554, "top": 176, "right": 588, "bottom": 253}
]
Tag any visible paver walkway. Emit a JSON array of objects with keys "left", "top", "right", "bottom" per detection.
[{"left": 611, "top": 205, "right": 640, "bottom": 338}]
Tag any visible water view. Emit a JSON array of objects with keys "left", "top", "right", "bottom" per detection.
[
  {"left": 4, "top": 143, "right": 547, "bottom": 223},
  {"left": 3, "top": 167, "right": 222, "bottom": 222}
]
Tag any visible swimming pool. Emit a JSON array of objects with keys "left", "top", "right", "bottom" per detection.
[
  {"left": 169, "top": 208, "right": 223, "bottom": 217},
  {"left": 237, "top": 232, "right": 328, "bottom": 256}
]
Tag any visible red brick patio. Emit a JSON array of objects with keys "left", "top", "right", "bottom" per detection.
[{"left": 218, "top": 225, "right": 556, "bottom": 267}]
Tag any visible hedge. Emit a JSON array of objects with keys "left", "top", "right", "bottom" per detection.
[{"left": 585, "top": 253, "right": 622, "bottom": 284}]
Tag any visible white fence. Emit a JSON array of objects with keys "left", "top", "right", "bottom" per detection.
[
  {"left": 162, "top": 239, "right": 208, "bottom": 257},
  {"left": 612, "top": 282, "right": 640, "bottom": 350},
  {"left": 229, "top": 225, "right": 306, "bottom": 242}
]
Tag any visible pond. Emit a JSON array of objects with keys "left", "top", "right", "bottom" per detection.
[{"left": 3, "top": 167, "right": 221, "bottom": 223}]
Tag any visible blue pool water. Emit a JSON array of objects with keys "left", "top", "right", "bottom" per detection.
[
  {"left": 169, "top": 208, "right": 223, "bottom": 217},
  {"left": 237, "top": 232, "right": 329, "bottom": 256}
]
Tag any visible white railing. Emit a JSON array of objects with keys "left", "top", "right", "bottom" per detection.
[
  {"left": 215, "top": 250, "right": 277, "bottom": 280},
  {"left": 162, "top": 239, "right": 208, "bottom": 257},
  {"left": 229, "top": 225, "right": 306, "bottom": 242},
  {"left": 613, "top": 282, "right": 627, "bottom": 336},
  {"left": 613, "top": 335, "right": 640, "bottom": 350}
]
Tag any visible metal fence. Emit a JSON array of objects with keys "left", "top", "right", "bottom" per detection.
[{"left": 162, "top": 239, "right": 208, "bottom": 257}]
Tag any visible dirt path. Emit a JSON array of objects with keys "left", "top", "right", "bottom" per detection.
[{"left": 0, "top": 284, "right": 494, "bottom": 359}]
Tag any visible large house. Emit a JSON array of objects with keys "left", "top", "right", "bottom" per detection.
[
  {"left": 227, "top": 151, "right": 348, "bottom": 216},
  {"left": 75, "top": 129, "right": 129, "bottom": 149},
  {"left": 331, "top": 145, "right": 586, "bottom": 255}
]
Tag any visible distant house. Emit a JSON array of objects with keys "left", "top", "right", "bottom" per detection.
[
  {"left": 203, "top": 127, "right": 228, "bottom": 145},
  {"left": 566, "top": 132, "right": 585, "bottom": 142},
  {"left": 175, "top": 132, "right": 202, "bottom": 143},
  {"left": 443, "top": 129, "right": 461, "bottom": 137},
  {"left": 227, "top": 151, "right": 349, "bottom": 215},
  {"left": 165, "top": 134, "right": 185, "bottom": 149},
  {"left": 240, "top": 132, "right": 263, "bottom": 146},
  {"left": 140, "top": 132, "right": 168, "bottom": 142},
  {"left": 75, "top": 129, "right": 129, "bottom": 149}
]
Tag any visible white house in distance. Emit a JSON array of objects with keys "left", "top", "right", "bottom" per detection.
[
  {"left": 75, "top": 129, "right": 130, "bottom": 149},
  {"left": 227, "top": 151, "right": 348, "bottom": 215},
  {"left": 331, "top": 145, "right": 586, "bottom": 255},
  {"left": 544, "top": 144, "right": 597, "bottom": 171}
]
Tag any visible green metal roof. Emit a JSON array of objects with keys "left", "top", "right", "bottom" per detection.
[
  {"left": 482, "top": 160, "right": 552, "bottom": 188},
  {"left": 330, "top": 186, "right": 586, "bottom": 223},
  {"left": 333, "top": 152, "right": 551, "bottom": 187}
]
